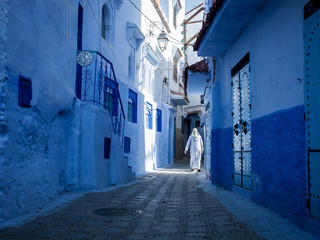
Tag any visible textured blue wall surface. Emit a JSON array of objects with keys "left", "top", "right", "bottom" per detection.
[
  {"left": 211, "top": 127, "right": 233, "bottom": 190},
  {"left": 251, "top": 105, "right": 307, "bottom": 227}
]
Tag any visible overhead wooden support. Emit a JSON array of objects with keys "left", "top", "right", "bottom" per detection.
[
  {"left": 186, "top": 20, "right": 203, "bottom": 24},
  {"left": 185, "top": 31, "right": 200, "bottom": 46},
  {"left": 185, "top": 7, "right": 204, "bottom": 24}
]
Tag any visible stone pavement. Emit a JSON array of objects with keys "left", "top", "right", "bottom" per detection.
[{"left": 0, "top": 161, "right": 318, "bottom": 240}]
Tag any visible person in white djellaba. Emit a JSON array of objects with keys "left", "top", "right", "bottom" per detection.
[{"left": 184, "top": 128, "right": 204, "bottom": 172}]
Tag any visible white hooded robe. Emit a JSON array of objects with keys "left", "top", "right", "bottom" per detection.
[{"left": 185, "top": 135, "right": 204, "bottom": 169}]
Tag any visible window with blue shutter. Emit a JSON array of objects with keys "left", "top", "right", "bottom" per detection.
[
  {"left": 104, "top": 138, "right": 111, "bottom": 159},
  {"left": 104, "top": 79, "right": 118, "bottom": 116},
  {"left": 104, "top": 86, "right": 114, "bottom": 114},
  {"left": 146, "top": 102, "right": 152, "bottom": 129},
  {"left": 156, "top": 108, "right": 162, "bottom": 132},
  {"left": 124, "top": 137, "right": 130, "bottom": 153},
  {"left": 18, "top": 76, "right": 32, "bottom": 107},
  {"left": 128, "top": 89, "right": 137, "bottom": 123}
]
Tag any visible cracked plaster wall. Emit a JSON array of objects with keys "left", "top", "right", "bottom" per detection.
[{"left": 0, "top": 0, "right": 78, "bottom": 221}]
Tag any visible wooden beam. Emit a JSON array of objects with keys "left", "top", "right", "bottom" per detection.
[
  {"left": 185, "top": 7, "right": 204, "bottom": 24},
  {"left": 183, "top": 17, "right": 186, "bottom": 50},
  {"left": 186, "top": 20, "right": 203, "bottom": 24},
  {"left": 185, "top": 31, "right": 200, "bottom": 45}
]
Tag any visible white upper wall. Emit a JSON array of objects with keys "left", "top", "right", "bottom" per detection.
[
  {"left": 185, "top": 0, "right": 204, "bottom": 65},
  {"left": 214, "top": 0, "right": 306, "bottom": 128},
  {"left": 187, "top": 94, "right": 202, "bottom": 106},
  {"left": 140, "top": 0, "right": 185, "bottom": 95}
]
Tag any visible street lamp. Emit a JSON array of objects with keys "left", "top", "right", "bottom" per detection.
[{"left": 157, "top": 30, "right": 169, "bottom": 51}]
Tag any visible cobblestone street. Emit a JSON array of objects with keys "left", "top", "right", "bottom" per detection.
[{"left": 0, "top": 161, "right": 318, "bottom": 240}]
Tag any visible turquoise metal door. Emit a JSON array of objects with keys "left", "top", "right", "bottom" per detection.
[
  {"left": 205, "top": 102, "right": 211, "bottom": 178},
  {"left": 174, "top": 117, "right": 176, "bottom": 158},
  {"left": 232, "top": 62, "right": 252, "bottom": 190},
  {"left": 304, "top": 8, "right": 320, "bottom": 219}
]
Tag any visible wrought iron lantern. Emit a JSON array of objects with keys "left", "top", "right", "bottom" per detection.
[{"left": 157, "top": 30, "right": 169, "bottom": 51}]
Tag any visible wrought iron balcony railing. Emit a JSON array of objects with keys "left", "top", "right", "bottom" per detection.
[{"left": 77, "top": 50, "right": 125, "bottom": 146}]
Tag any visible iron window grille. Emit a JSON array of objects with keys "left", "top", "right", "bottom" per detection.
[{"left": 77, "top": 50, "right": 125, "bottom": 146}]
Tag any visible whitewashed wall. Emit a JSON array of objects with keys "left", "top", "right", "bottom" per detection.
[
  {"left": 0, "top": 0, "right": 186, "bottom": 222},
  {"left": 215, "top": 0, "right": 307, "bottom": 128}
]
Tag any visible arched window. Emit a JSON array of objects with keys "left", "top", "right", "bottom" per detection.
[
  {"left": 156, "top": 108, "right": 162, "bottom": 132},
  {"left": 128, "top": 89, "right": 137, "bottom": 123},
  {"left": 101, "top": 3, "right": 111, "bottom": 41}
]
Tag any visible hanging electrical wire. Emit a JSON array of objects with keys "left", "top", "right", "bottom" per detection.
[{"left": 128, "top": 0, "right": 184, "bottom": 45}]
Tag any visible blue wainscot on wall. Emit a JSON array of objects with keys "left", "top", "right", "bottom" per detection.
[
  {"left": 210, "top": 105, "right": 308, "bottom": 228},
  {"left": 251, "top": 105, "right": 307, "bottom": 227},
  {"left": 211, "top": 127, "right": 233, "bottom": 190}
]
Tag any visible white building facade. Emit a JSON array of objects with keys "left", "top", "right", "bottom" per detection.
[{"left": 0, "top": 0, "right": 185, "bottom": 222}]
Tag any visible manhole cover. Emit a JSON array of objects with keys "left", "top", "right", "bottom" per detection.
[{"left": 92, "top": 208, "right": 142, "bottom": 217}]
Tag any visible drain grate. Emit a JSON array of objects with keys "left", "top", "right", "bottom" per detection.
[{"left": 92, "top": 208, "right": 142, "bottom": 217}]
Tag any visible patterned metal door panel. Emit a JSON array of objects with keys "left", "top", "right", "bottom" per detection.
[
  {"left": 240, "top": 65, "right": 252, "bottom": 152},
  {"left": 232, "top": 63, "right": 252, "bottom": 190},
  {"left": 232, "top": 73, "right": 242, "bottom": 188},
  {"left": 307, "top": 84, "right": 320, "bottom": 150},
  {"left": 205, "top": 102, "right": 211, "bottom": 177},
  {"left": 240, "top": 65, "right": 252, "bottom": 190},
  {"left": 306, "top": 23, "right": 320, "bottom": 87},
  {"left": 305, "top": 10, "right": 320, "bottom": 219},
  {"left": 232, "top": 74, "right": 241, "bottom": 152},
  {"left": 242, "top": 152, "right": 252, "bottom": 189},
  {"left": 233, "top": 152, "right": 242, "bottom": 186}
]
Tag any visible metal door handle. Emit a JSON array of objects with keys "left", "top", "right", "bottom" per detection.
[
  {"left": 241, "top": 121, "right": 248, "bottom": 135},
  {"left": 234, "top": 123, "right": 239, "bottom": 136}
]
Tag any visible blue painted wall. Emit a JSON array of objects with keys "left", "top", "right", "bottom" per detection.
[
  {"left": 210, "top": 105, "right": 308, "bottom": 227},
  {"left": 203, "top": 0, "right": 314, "bottom": 234},
  {"left": 211, "top": 127, "right": 233, "bottom": 190},
  {"left": 251, "top": 105, "right": 307, "bottom": 227}
]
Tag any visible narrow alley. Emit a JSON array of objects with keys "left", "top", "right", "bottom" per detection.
[
  {"left": 0, "top": 159, "right": 317, "bottom": 240},
  {"left": 1, "top": 0, "right": 320, "bottom": 239}
]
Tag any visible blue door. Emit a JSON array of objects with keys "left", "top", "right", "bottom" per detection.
[
  {"left": 174, "top": 117, "right": 176, "bottom": 159},
  {"left": 304, "top": 8, "right": 320, "bottom": 219},
  {"left": 205, "top": 102, "right": 211, "bottom": 178},
  {"left": 232, "top": 62, "right": 252, "bottom": 190}
]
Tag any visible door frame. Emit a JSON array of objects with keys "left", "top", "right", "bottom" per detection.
[
  {"left": 231, "top": 53, "right": 252, "bottom": 190},
  {"left": 304, "top": 2, "right": 320, "bottom": 220}
]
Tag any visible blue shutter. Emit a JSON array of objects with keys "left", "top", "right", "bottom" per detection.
[
  {"left": 104, "top": 138, "right": 111, "bottom": 159},
  {"left": 129, "top": 89, "right": 137, "bottom": 123},
  {"left": 124, "top": 137, "right": 130, "bottom": 153},
  {"left": 19, "top": 76, "right": 32, "bottom": 107},
  {"left": 157, "top": 108, "right": 162, "bottom": 132}
]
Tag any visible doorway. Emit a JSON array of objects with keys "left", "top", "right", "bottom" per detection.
[
  {"left": 205, "top": 102, "right": 211, "bottom": 178},
  {"left": 232, "top": 53, "right": 252, "bottom": 190},
  {"left": 304, "top": 5, "right": 320, "bottom": 219}
]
